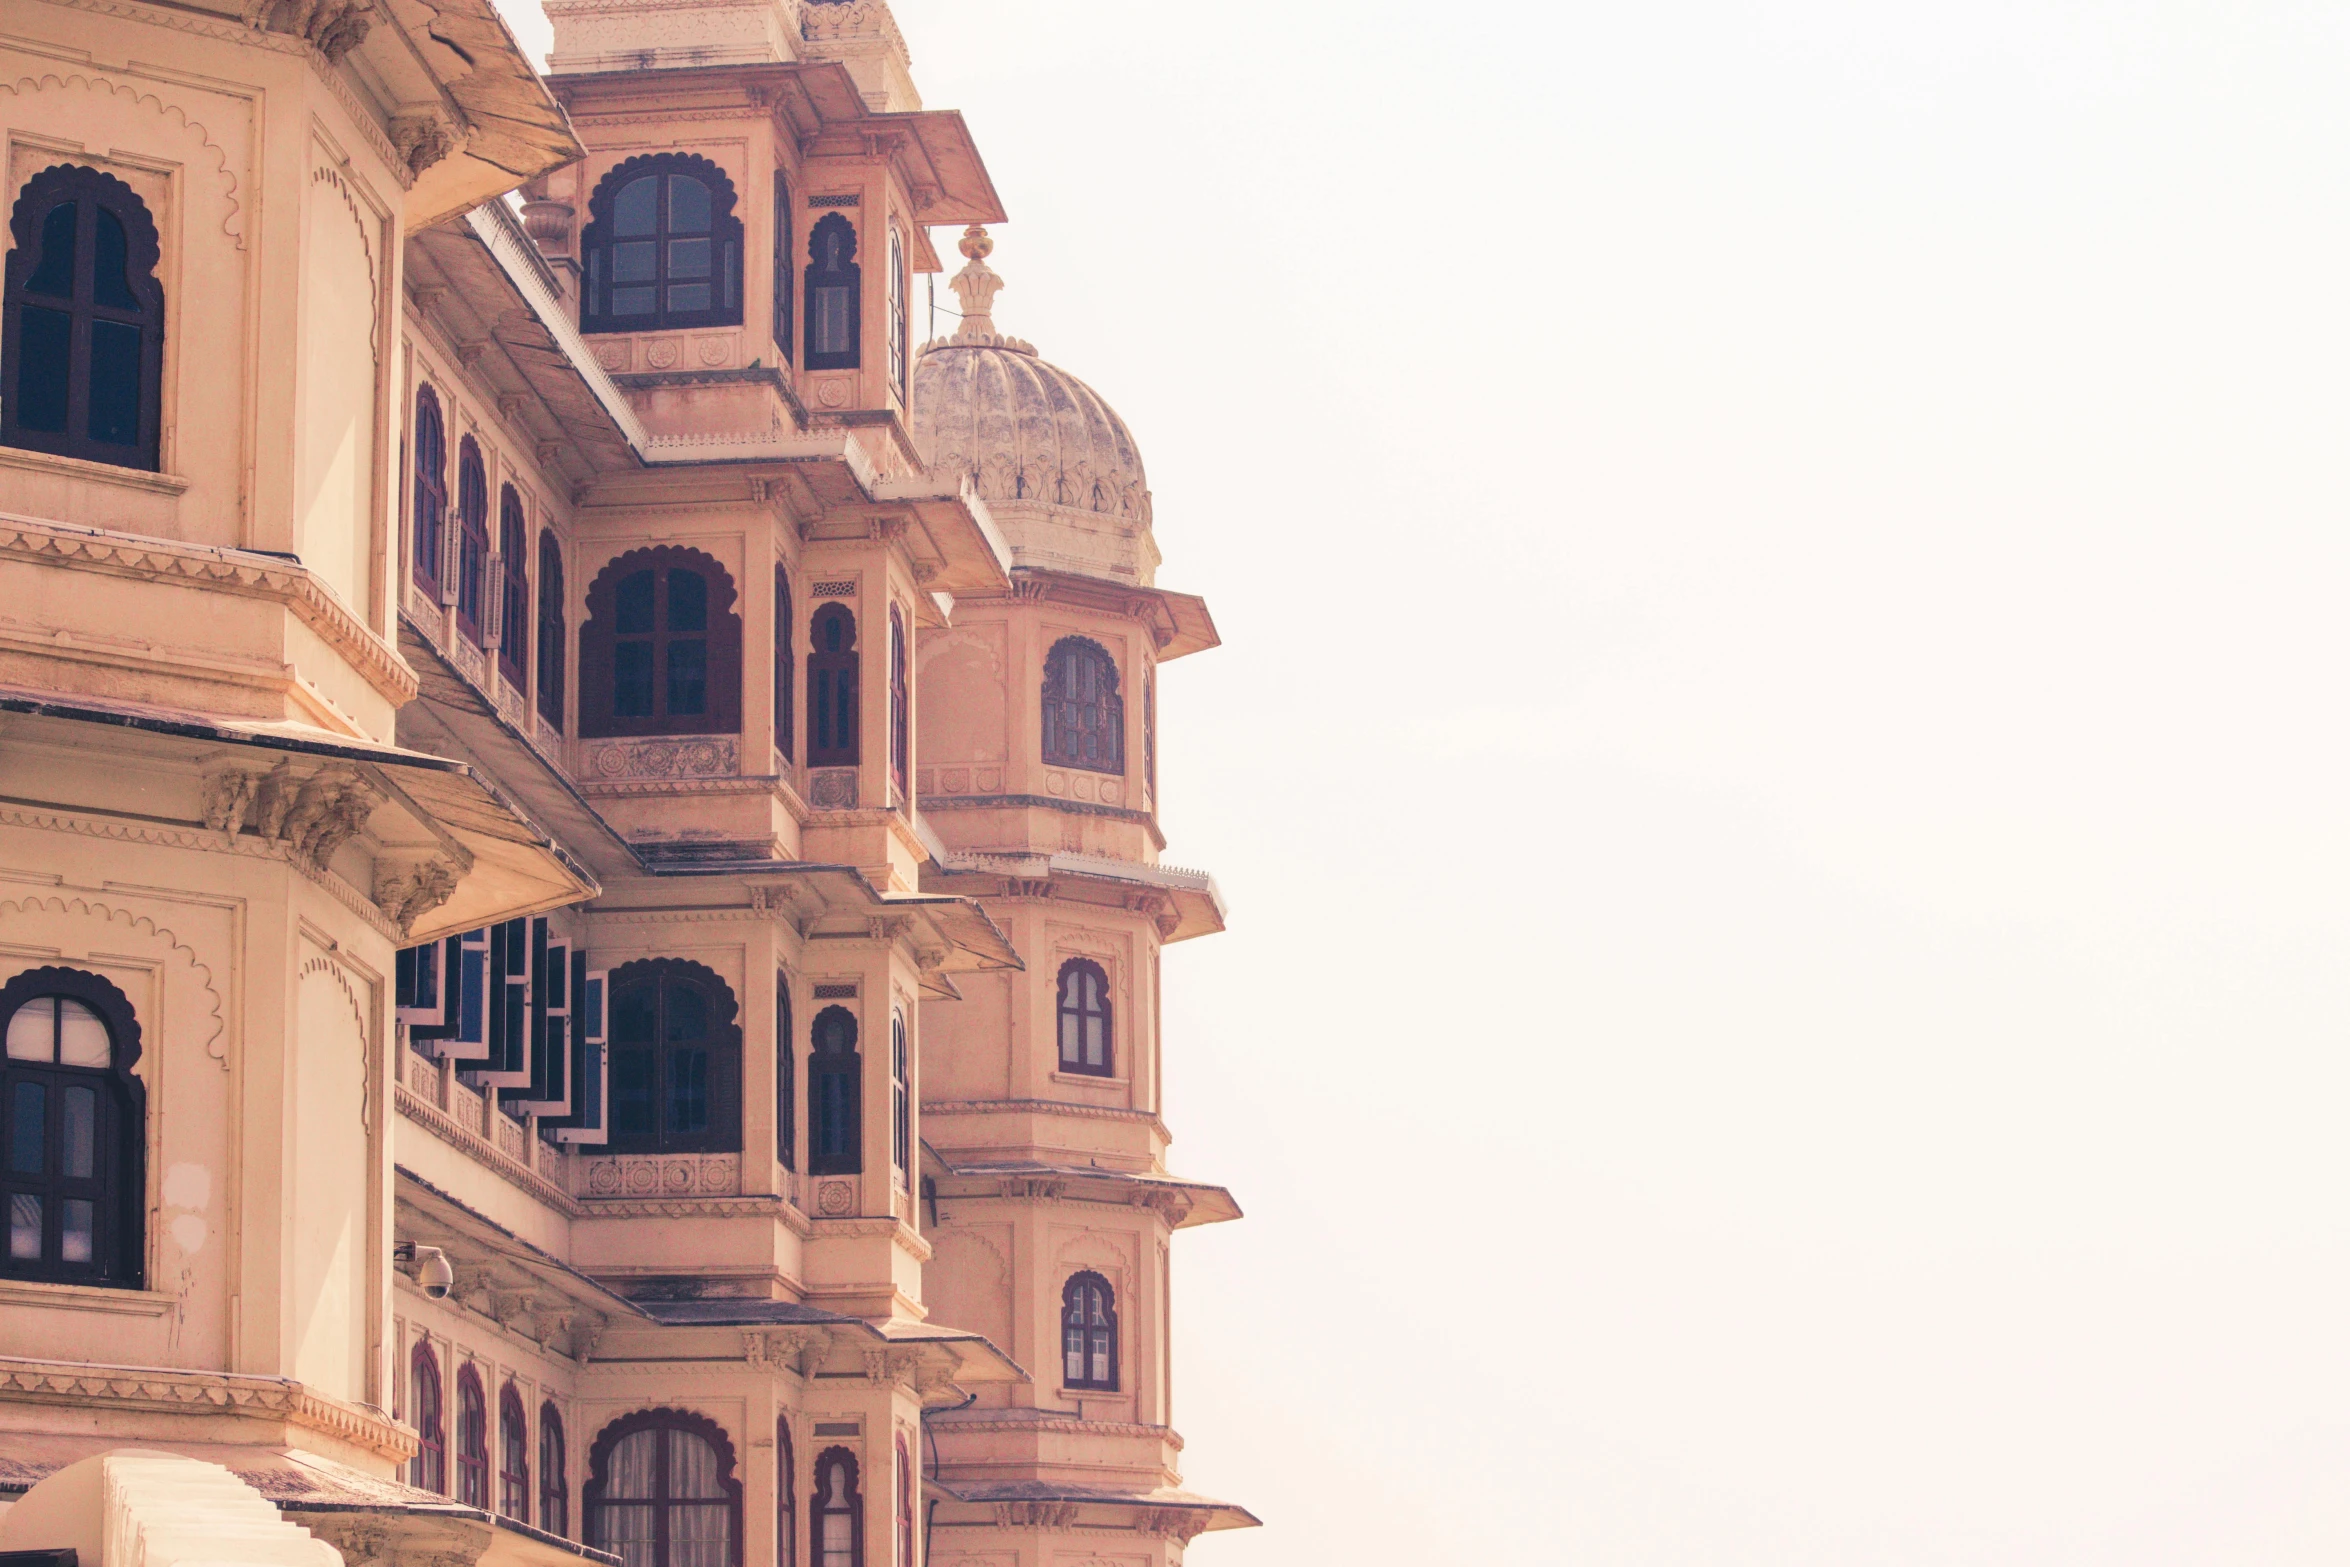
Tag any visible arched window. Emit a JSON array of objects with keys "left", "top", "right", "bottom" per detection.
[
  {"left": 1061, "top": 1272, "right": 1118, "bottom": 1391},
  {"left": 776, "top": 974, "right": 795, "bottom": 1171},
  {"left": 1042, "top": 637, "right": 1124, "bottom": 774},
  {"left": 889, "top": 1013, "right": 908, "bottom": 1176},
  {"left": 811, "top": 1448, "right": 860, "bottom": 1567},
  {"left": 886, "top": 225, "right": 907, "bottom": 400},
  {"left": 499, "top": 487, "right": 531, "bottom": 689},
  {"left": 893, "top": 1437, "right": 913, "bottom": 1567},
  {"left": 581, "top": 154, "right": 744, "bottom": 334},
  {"left": 807, "top": 604, "right": 859, "bottom": 768},
  {"left": 587, "top": 1410, "right": 743, "bottom": 1567},
  {"left": 411, "top": 1342, "right": 445, "bottom": 1493},
  {"left": 807, "top": 1006, "right": 859, "bottom": 1177},
  {"left": 1143, "top": 667, "right": 1157, "bottom": 802},
  {"left": 775, "top": 1418, "right": 796, "bottom": 1567},
  {"left": 500, "top": 1381, "right": 531, "bottom": 1521},
  {"left": 456, "top": 438, "right": 490, "bottom": 643},
  {"left": 580, "top": 547, "right": 743, "bottom": 739},
  {"left": 1055, "top": 959, "right": 1112, "bottom": 1078},
  {"left": 1, "top": 164, "right": 164, "bottom": 470},
  {"left": 541, "top": 1404, "right": 569, "bottom": 1538},
  {"left": 803, "top": 215, "right": 860, "bottom": 372},
  {"left": 412, "top": 387, "right": 448, "bottom": 594},
  {"left": 609, "top": 960, "right": 740, "bottom": 1155},
  {"left": 538, "top": 530, "right": 568, "bottom": 729},
  {"left": 887, "top": 605, "right": 909, "bottom": 801},
  {"left": 770, "top": 172, "right": 792, "bottom": 362},
  {"left": 456, "top": 1365, "right": 490, "bottom": 1509},
  {"left": 773, "top": 568, "right": 794, "bottom": 762},
  {"left": 1, "top": 968, "right": 145, "bottom": 1286}
]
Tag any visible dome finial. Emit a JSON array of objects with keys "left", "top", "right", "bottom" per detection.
[{"left": 949, "top": 225, "right": 1003, "bottom": 343}]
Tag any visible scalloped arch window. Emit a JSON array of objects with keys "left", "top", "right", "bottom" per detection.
[
  {"left": 1, "top": 164, "right": 165, "bottom": 470},
  {"left": 582, "top": 155, "right": 743, "bottom": 334}
]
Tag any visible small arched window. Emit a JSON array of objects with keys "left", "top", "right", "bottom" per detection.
[
  {"left": 1144, "top": 667, "right": 1157, "bottom": 802},
  {"left": 538, "top": 530, "right": 567, "bottom": 729},
  {"left": 776, "top": 1418, "right": 796, "bottom": 1567},
  {"left": 889, "top": 1012, "right": 908, "bottom": 1176},
  {"left": 541, "top": 1404, "right": 569, "bottom": 1538},
  {"left": 811, "top": 1448, "right": 860, "bottom": 1567},
  {"left": 1061, "top": 1272, "right": 1118, "bottom": 1391},
  {"left": 774, "top": 568, "right": 794, "bottom": 762},
  {"left": 456, "top": 438, "right": 490, "bottom": 643},
  {"left": 499, "top": 487, "right": 531, "bottom": 689},
  {"left": 1, "top": 164, "right": 164, "bottom": 470},
  {"left": 770, "top": 172, "right": 793, "bottom": 362},
  {"left": 411, "top": 1341, "right": 446, "bottom": 1493},
  {"left": 1055, "top": 959, "right": 1112, "bottom": 1077},
  {"left": 887, "top": 605, "right": 909, "bottom": 802},
  {"left": 412, "top": 387, "right": 448, "bottom": 594},
  {"left": 804, "top": 215, "right": 860, "bottom": 372},
  {"left": 807, "top": 604, "right": 859, "bottom": 768},
  {"left": 808, "top": 1006, "right": 859, "bottom": 1177},
  {"left": 580, "top": 547, "right": 744, "bottom": 739},
  {"left": 1042, "top": 637, "right": 1124, "bottom": 774},
  {"left": 886, "top": 225, "right": 908, "bottom": 399},
  {"left": 776, "top": 973, "right": 795, "bottom": 1171},
  {"left": 609, "top": 960, "right": 740, "bottom": 1155},
  {"left": 582, "top": 154, "right": 744, "bottom": 334},
  {"left": 500, "top": 1381, "right": 531, "bottom": 1521},
  {"left": 456, "top": 1365, "right": 490, "bottom": 1508},
  {"left": 893, "top": 1437, "right": 913, "bottom": 1567},
  {"left": 587, "top": 1410, "right": 743, "bottom": 1567},
  {"left": 1, "top": 969, "right": 145, "bottom": 1287}
]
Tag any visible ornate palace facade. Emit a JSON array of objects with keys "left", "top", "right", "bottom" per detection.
[{"left": 0, "top": 2, "right": 1252, "bottom": 1566}]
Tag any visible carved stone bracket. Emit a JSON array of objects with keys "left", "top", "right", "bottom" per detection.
[
  {"left": 374, "top": 853, "right": 459, "bottom": 936},
  {"left": 390, "top": 114, "right": 457, "bottom": 176},
  {"left": 213, "top": 760, "right": 381, "bottom": 871},
  {"left": 993, "top": 1501, "right": 1079, "bottom": 1530},
  {"left": 1138, "top": 1508, "right": 1211, "bottom": 1543}
]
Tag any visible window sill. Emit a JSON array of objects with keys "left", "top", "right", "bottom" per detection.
[
  {"left": 0, "top": 1276, "right": 175, "bottom": 1314},
  {"left": 0, "top": 442, "right": 191, "bottom": 496},
  {"left": 1049, "top": 1070, "right": 1129, "bottom": 1090}
]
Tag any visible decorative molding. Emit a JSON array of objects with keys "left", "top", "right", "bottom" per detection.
[
  {"left": 0, "top": 514, "right": 418, "bottom": 705},
  {"left": 585, "top": 735, "right": 739, "bottom": 780},
  {"left": 814, "top": 1179, "right": 855, "bottom": 1217},
  {"left": 0, "top": 892, "right": 228, "bottom": 1068},
  {"left": 0, "top": 66, "right": 248, "bottom": 247},
  {"left": 577, "top": 1153, "right": 741, "bottom": 1199},
  {"left": 395, "top": 1083, "right": 580, "bottom": 1216},
  {"left": 0, "top": 1353, "right": 416, "bottom": 1461},
  {"left": 924, "top": 1098, "right": 1165, "bottom": 1127},
  {"left": 806, "top": 193, "right": 861, "bottom": 208},
  {"left": 808, "top": 767, "right": 858, "bottom": 809}
]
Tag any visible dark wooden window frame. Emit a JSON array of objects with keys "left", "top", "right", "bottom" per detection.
[
  {"left": 412, "top": 385, "right": 448, "bottom": 595},
  {"left": 776, "top": 1417, "right": 796, "bottom": 1567},
  {"left": 499, "top": 1380, "right": 531, "bottom": 1522},
  {"left": 893, "top": 1437, "right": 913, "bottom": 1567},
  {"left": 606, "top": 958, "right": 741, "bottom": 1156},
  {"left": 579, "top": 546, "right": 743, "bottom": 740},
  {"left": 888, "top": 1012, "right": 908, "bottom": 1175},
  {"left": 456, "top": 1363, "right": 490, "bottom": 1509},
  {"left": 581, "top": 153, "right": 744, "bottom": 335},
  {"left": 541, "top": 1403, "right": 569, "bottom": 1538},
  {"left": 1042, "top": 636, "right": 1125, "bottom": 775},
  {"left": 810, "top": 1447, "right": 861, "bottom": 1567},
  {"left": 807, "top": 1005, "right": 859, "bottom": 1177},
  {"left": 770, "top": 171, "right": 792, "bottom": 362},
  {"left": 885, "top": 224, "right": 907, "bottom": 400},
  {"left": 412, "top": 1341, "right": 446, "bottom": 1493},
  {"left": 774, "top": 567, "right": 795, "bottom": 762},
  {"left": 585, "top": 1408, "right": 744, "bottom": 1567},
  {"left": 806, "top": 603, "right": 858, "bottom": 768},
  {"left": 1054, "top": 958, "right": 1113, "bottom": 1078},
  {"left": 802, "top": 214, "right": 860, "bottom": 372},
  {"left": 455, "top": 437, "right": 490, "bottom": 644},
  {"left": 887, "top": 605, "right": 909, "bottom": 803},
  {"left": 498, "top": 486, "right": 531, "bottom": 689},
  {"left": 1, "top": 163, "right": 165, "bottom": 471},
  {"left": 537, "top": 529, "right": 567, "bottom": 729},
  {"left": 776, "top": 973, "right": 795, "bottom": 1171},
  {"left": 1060, "top": 1270, "right": 1120, "bottom": 1392},
  {"left": 0, "top": 967, "right": 145, "bottom": 1289}
]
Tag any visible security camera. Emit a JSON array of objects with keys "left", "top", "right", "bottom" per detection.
[{"left": 394, "top": 1243, "right": 456, "bottom": 1300}]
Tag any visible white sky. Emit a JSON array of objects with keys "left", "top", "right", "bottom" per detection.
[{"left": 501, "top": 1, "right": 2350, "bottom": 1559}]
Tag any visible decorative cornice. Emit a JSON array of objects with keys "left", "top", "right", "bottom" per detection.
[
  {"left": 924, "top": 1098, "right": 1168, "bottom": 1127},
  {"left": 0, "top": 1353, "right": 417, "bottom": 1462},
  {"left": 0, "top": 514, "right": 418, "bottom": 705}
]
